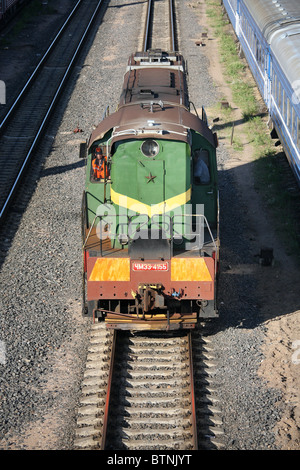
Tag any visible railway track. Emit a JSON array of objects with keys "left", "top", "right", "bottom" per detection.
[
  {"left": 106, "top": 330, "right": 197, "bottom": 450},
  {"left": 74, "top": 0, "right": 224, "bottom": 451},
  {"left": 74, "top": 324, "right": 224, "bottom": 450},
  {"left": 143, "top": 0, "right": 177, "bottom": 52},
  {"left": 0, "top": 0, "right": 106, "bottom": 223},
  {"left": 74, "top": 327, "right": 197, "bottom": 450}
]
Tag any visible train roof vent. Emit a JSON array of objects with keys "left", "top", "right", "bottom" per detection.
[
  {"left": 140, "top": 89, "right": 153, "bottom": 95},
  {"left": 137, "top": 70, "right": 176, "bottom": 88}
]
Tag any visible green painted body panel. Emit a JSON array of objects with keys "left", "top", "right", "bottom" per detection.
[
  {"left": 190, "top": 130, "right": 218, "bottom": 228},
  {"left": 111, "top": 140, "right": 190, "bottom": 206},
  {"left": 84, "top": 133, "right": 218, "bottom": 240},
  {"left": 137, "top": 159, "right": 164, "bottom": 203}
]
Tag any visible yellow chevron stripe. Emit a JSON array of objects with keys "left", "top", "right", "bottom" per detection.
[{"left": 110, "top": 187, "right": 191, "bottom": 217}]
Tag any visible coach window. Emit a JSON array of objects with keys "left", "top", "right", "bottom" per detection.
[
  {"left": 274, "top": 73, "right": 278, "bottom": 101},
  {"left": 278, "top": 82, "right": 282, "bottom": 111},
  {"left": 255, "top": 35, "right": 261, "bottom": 64},
  {"left": 287, "top": 98, "right": 291, "bottom": 130},
  {"left": 254, "top": 34, "right": 258, "bottom": 61},
  {"left": 262, "top": 49, "right": 266, "bottom": 71},
  {"left": 297, "top": 118, "right": 300, "bottom": 149},
  {"left": 283, "top": 90, "right": 286, "bottom": 122},
  {"left": 292, "top": 108, "right": 296, "bottom": 140},
  {"left": 193, "top": 149, "right": 210, "bottom": 185}
]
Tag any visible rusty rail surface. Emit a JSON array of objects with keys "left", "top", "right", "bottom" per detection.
[
  {"left": 188, "top": 331, "right": 198, "bottom": 450},
  {"left": 99, "top": 329, "right": 117, "bottom": 450}
]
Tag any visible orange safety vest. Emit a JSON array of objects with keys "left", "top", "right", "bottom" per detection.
[{"left": 92, "top": 157, "right": 108, "bottom": 179}]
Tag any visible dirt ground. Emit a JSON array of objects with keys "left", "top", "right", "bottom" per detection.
[{"left": 195, "top": 1, "right": 300, "bottom": 450}]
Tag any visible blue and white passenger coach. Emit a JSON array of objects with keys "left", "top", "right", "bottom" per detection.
[{"left": 223, "top": 0, "right": 300, "bottom": 185}]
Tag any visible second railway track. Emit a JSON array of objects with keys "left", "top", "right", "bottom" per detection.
[
  {"left": 0, "top": 0, "right": 106, "bottom": 223},
  {"left": 143, "top": 0, "right": 177, "bottom": 52}
]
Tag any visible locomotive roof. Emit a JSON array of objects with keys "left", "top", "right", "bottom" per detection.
[
  {"left": 89, "top": 54, "right": 217, "bottom": 149},
  {"left": 88, "top": 99, "right": 217, "bottom": 149}
]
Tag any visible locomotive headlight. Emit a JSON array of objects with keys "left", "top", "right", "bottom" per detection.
[{"left": 141, "top": 140, "right": 159, "bottom": 157}]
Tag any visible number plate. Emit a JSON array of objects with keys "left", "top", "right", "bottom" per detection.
[{"left": 132, "top": 262, "right": 169, "bottom": 271}]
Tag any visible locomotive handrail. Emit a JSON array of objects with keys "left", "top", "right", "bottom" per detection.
[
  {"left": 117, "top": 99, "right": 190, "bottom": 112},
  {"left": 83, "top": 211, "right": 217, "bottom": 263},
  {"left": 189, "top": 101, "right": 200, "bottom": 118},
  {"left": 126, "top": 213, "right": 172, "bottom": 241},
  {"left": 101, "top": 105, "right": 110, "bottom": 121},
  {"left": 173, "top": 213, "right": 217, "bottom": 251},
  {"left": 83, "top": 214, "right": 98, "bottom": 250}
]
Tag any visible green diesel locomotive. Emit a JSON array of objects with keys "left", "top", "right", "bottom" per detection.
[{"left": 80, "top": 50, "right": 219, "bottom": 330}]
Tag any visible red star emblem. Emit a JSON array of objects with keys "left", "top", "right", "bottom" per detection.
[{"left": 145, "top": 172, "right": 156, "bottom": 183}]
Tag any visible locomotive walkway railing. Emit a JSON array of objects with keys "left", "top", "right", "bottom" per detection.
[{"left": 83, "top": 211, "right": 217, "bottom": 259}]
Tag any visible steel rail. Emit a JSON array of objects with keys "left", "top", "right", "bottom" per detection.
[
  {"left": 169, "top": 0, "right": 176, "bottom": 51},
  {"left": 188, "top": 332, "right": 198, "bottom": 450},
  {"left": 142, "top": 0, "right": 153, "bottom": 52},
  {"left": 0, "top": 0, "right": 105, "bottom": 223},
  {"left": 100, "top": 329, "right": 117, "bottom": 450},
  {"left": 99, "top": 331, "right": 198, "bottom": 450},
  {"left": 142, "top": 0, "right": 176, "bottom": 52}
]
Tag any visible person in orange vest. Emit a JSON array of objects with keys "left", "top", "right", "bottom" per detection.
[{"left": 92, "top": 147, "right": 108, "bottom": 180}]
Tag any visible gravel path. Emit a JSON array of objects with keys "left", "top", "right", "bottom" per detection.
[{"left": 0, "top": 0, "right": 299, "bottom": 451}]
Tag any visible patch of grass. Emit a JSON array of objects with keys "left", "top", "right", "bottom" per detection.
[
  {"left": 247, "top": 116, "right": 274, "bottom": 151},
  {"left": 232, "top": 136, "right": 244, "bottom": 151},
  {"left": 207, "top": 2, "right": 258, "bottom": 117}
]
